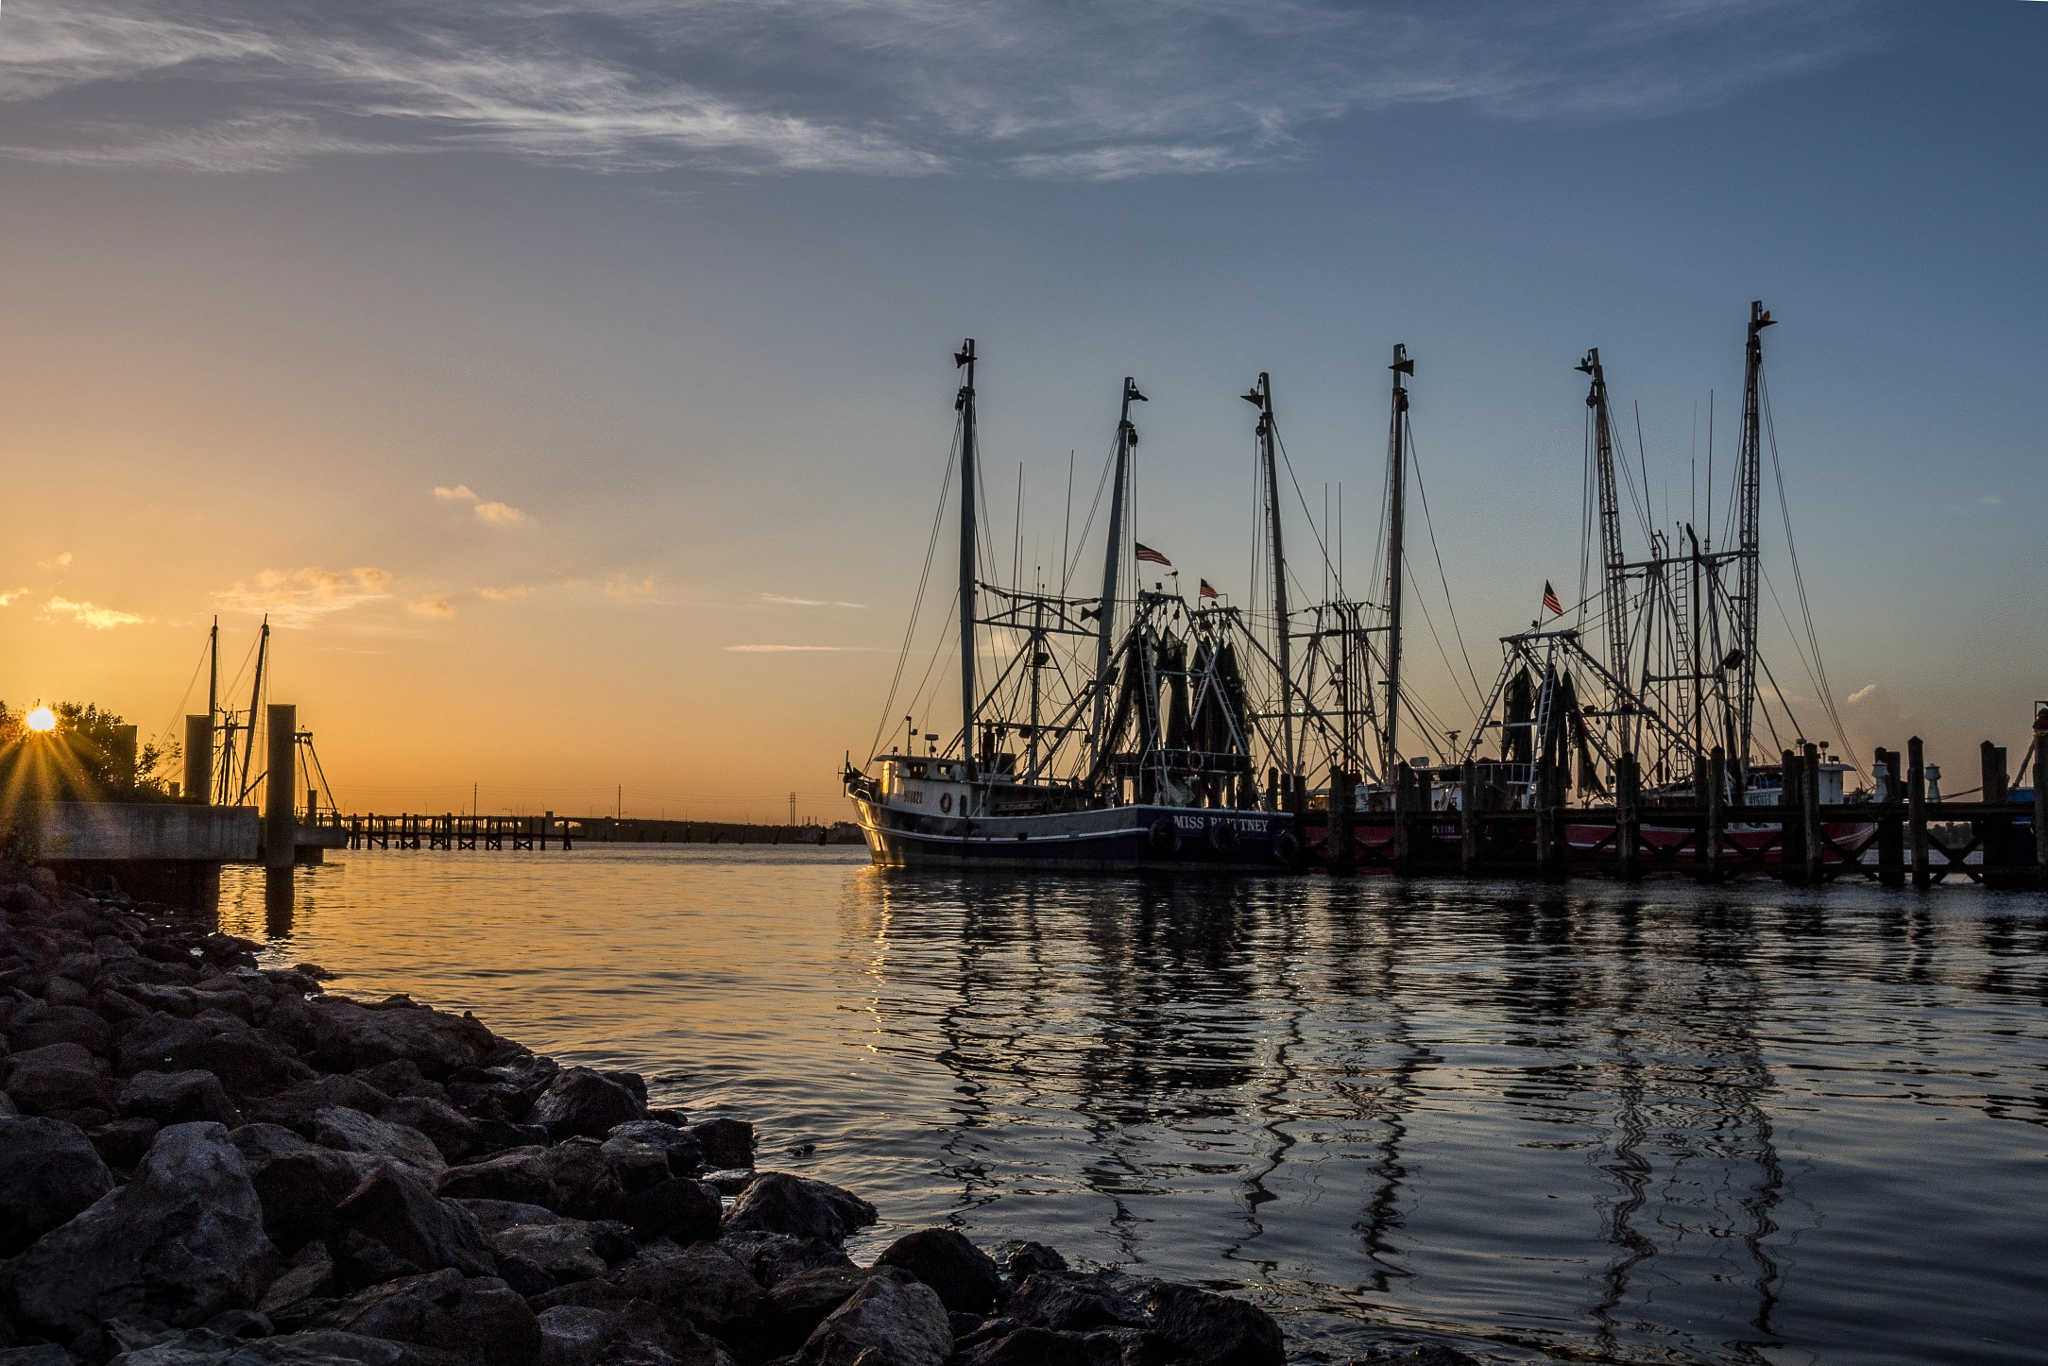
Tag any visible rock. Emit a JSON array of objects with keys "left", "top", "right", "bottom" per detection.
[
  {"left": 874, "top": 1228, "right": 1003, "bottom": 1315},
  {"left": 470, "top": 1119, "right": 551, "bottom": 1156},
  {"left": 490, "top": 1221, "right": 607, "bottom": 1284},
  {"left": 1007, "top": 1277, "right": 1144, "bottom": 1334},
  {"left": 436, "top": 1147, "right": 554, "bottom": 1208},
  {"left": 106, "top": 1328, "right": 409, "bottom": 1363},
  {"left": 527, "top": 1069, "right": 642, "bottom": 1141},
  {"left": 312, "top": 1270, "right": 540, "bottom": 1366},
  {"left": 244, "top": 1077, "right": 390, "bottom": 1135},
  {"left": 0, "top": 1114, "right": 114, "bottom": 1254},
  {"left": 996, "top": 1243, "right": 1068, "bottom": 1282},
  {"left": 495, "top": 1252, "right": 557, "bottom": 1299},
  {"left": 352, "top": 1060, "right": 426, "bottom": 1096},
  {"left": 304, "top": 1001, "right": 497, "bottom": 1080},
  {"left": 539, "top": 1141, "right": 626, "bottom": 1220},
  {"left": 229, "top": 1123, "right": 383, "bottom": 1252},
  {"left": 443, "top": 1079, "right": 527, "bottom": 1124},
  {"left": 312, "top": 1107, "right": 446, "bottom": 1181},
  {"left": 607, "top": 1120, "right": 702, "bottom": 1176},
  {"left": 1079, "top": 1327, "right": 1177, "bottom": 1366},
  {"left": 687, "top": 1119, "right": 753, "bottom": 1171},
  {"left": 119, "top": 1069, "right": 245, "bottom": 1127},
  {"left": 535, "top": 1305, "right": 613, "bottom": 1366},
  {"left": 115, "top": 1013, "right": 308, "bottom": 1098},
  {"left": 380, "top": 1096, "right": 479, "bottom": 1160},
  {"left": 331, "top": 1166, "right": 496, "bottom": 1282},
  {"left": 120, "top": 983, "right": 256, "bottom": 1022},
  {"left": 8, "top": 1121, "right": 279, "bottom": 1337},
  {"left": 700, "top": 1169, "right": 756, "bottom": 1196},
  {"left": 535, "top": 1301, "right": 733, "bottom": 1366},
  {"left": 609, "top": 1243, "right": 765, "bottom": 1338},
  {"left": 623, "top": 1177, "right": 723, "bottom": 1243},
  {"left": 259, "top": 1242, "right": 344, "bottom": 1316},
  {"left": 600, "top": 1134, "right": 675, "bottom": 1191},
  {"left": 717, "top": 1232, "right": 856, "bottom": 1288},
  {"left": 91, "top": 1116, "right": 163, "bottom": 1167},
  {"left": 8, "top": 1002, "right": 114, "bottom": 1055},
  {"left": 1344, "top": 1346, "right": 1483, "bottom": 1366},
  {"left": 957, "top": 1327, "right": 1092, "bottom": 1366},
  {"left": 1142, "top": 1284, "right": 1283, "bottom": 1366},
  {"left": 762, "top": 1267, "right": 877, "bottom": 1352},
  {"left": 447, "top": 1199, "right": 560, "bottom": 1235},
  {"left": 797, "top": 1268, "right": 951, "bottom": 1366},
  {"left": 0, "top": 1346, "right": 74, "bottom": 1366},
  {"left": 723, "top": 1173, "right": 875, "bottom": 1244},
  {"left": 3, "top": 1042, "right": 116, "bottom": 1125}
]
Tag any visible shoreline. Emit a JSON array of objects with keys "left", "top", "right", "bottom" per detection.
[{"left": 0, "top": 867, "right": 1456, "bottom": 1366}]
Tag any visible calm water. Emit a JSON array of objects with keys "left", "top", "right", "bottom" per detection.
[{"left": 219, "top": 849, "right": 2048, "bottom": 1366}]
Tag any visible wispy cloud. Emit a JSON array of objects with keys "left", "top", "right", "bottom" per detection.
[
  {"left": 0, "top": 1, "right": 1885, "bottom": 179},
  {"left": 477, "top": 584, "right": 533, "bottom": 601},
  {"left": 1846, "top": 683, "right": 1878, "bottom": 705},
  {"left": 213, "top": 565, "right": 392, "bottom": 625},
  {"left": 435, "top": 485, "right": 477, "bottom": 501},
  {"left": 44, "top": 595, "right": 145, "bottom": 629},
  {"left": 604, "top": 576, "right": 657, "bottom": 600},
  {"left": 474, "top": 501, "right": 527, "bottom": 524},
  {"left": 0, "top": 588, "right": 31, "bottom": 606},
  {"left": 37, "top": 551, "right": 72, "bottom": 569},
  {"left": 725, "top": 643, "right": 878, "bottom": 652},
  {"left": 410, "top": 595, "right": 455, "bottom": 617},
  {"left": 761, "top": 592, "right": 866, "bottom": 608}
]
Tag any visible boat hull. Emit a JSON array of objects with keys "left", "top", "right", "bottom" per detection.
[{"left": 850, "top": 797, "right": 1299, "bottom": 873}]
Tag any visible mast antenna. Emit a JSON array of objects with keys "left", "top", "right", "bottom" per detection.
[{"left": 956, "top": 340, "right": 979, "bottom": 779}]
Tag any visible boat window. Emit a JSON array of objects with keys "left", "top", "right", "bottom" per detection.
[{"left": 910, "top": 763, "right": 926, "bottom": 779}]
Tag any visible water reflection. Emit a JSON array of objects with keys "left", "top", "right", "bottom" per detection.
[{"left": 219, "top": 852, "right": 2048, "bottom": 1366}]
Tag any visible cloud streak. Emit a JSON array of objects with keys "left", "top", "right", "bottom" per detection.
[
  {"left": 44, "top": 596, "right": 145, "bottom": 629},
  {"left": 213, "top": 566, "right": 393, "bottom": 626},
  {"left": 725, "top": 644, "right": 878, "bottom": 652},
  {"left": 0, "top": 1, "right": 1885, "bottom": 179}
]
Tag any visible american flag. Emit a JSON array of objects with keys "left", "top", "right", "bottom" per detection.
[
  {"left": 1199, "top": 579, "right": 1219, "bottom": 600},
  {"left": 1135, "top": 542, "right": 1172, "bottom": 567},
  {"left": 1542, "top": 581, "right": 1563, "bottom": 615}
]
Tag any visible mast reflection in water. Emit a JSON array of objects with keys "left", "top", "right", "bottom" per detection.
[{"left": 223, "top": 849, "right": 2048, "bottom": 1366}]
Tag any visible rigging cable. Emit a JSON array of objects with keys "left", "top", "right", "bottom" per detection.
[{"left": 865, "top": 426, "right": 960, "bottom": 764}]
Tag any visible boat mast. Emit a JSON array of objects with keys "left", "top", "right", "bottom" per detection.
[
  {"left": 1383, "top": 346, "right": 1412, "bottom": 777},
  {"left": 1090, "top": 378, "right": 1144, "bottom": 760},
  {"left": 955, "top": 340, "right": 979, "bottom": 780},
  {"left": 1245, "top": 374, "right": 1292, "bottom": 779},
  {"left": 241, "top": 616, "right": 269, "bottom": 802},
  {"left": 207, "top": 617, "right": 218, "bottom": 799},
  {"left": 1734, "top": 302, "right": 1773, "bottom": 782},
  {"left": 1579, "top": 348, "right": 1630, "bottom": 750}
]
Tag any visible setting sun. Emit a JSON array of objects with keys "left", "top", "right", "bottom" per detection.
[{"left": 24, "top": 705, "right": 55, "bottom": 733}]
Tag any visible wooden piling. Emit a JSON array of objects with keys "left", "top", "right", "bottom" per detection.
[
  {"left": 1616, "top": 753, "right": 1640, "bottom": 882},
  {"left": 183, "top": 715, "right": 212, "bottom": 806},
  {"left": 2035, "top": 742, "right": 2047, "bottom": 888},
  {"left": 1460, "top": 760, "right": 1479, "bottom": 874},
  {"left": 1705, "top": 747, "right": 1725, "bottom": 881},
  {"left": 1328, "top": 769, "right": 1355, "bottom": 872},
  {"left": 1876, "top": 746, "right": 1905, "bottom": 886},
  {"left": 1392, "top": 765, "right": 1413, "bottom": 869},
  {"left": 1908, "top": 736, "right": 1929, "bottom": 888},
  {"left": 1981, "top": 741, "right": 2011, "bottom": 874},
  {"left": 1802, "top": 741, "right": 1823, "bottom": 884},
  {"left": 1534, "top": 760, "right": 1557, "bottom": 878}
]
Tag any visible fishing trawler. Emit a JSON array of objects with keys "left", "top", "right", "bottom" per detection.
[{"left": 843, "top": 343, "right": 1299, "bottom": 871}]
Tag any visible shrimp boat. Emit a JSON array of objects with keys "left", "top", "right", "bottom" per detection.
[{"left": 842, "top": 342, "right": 1300, "bottom": 871}]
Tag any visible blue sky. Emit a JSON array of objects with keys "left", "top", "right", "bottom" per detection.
[{"left": 0, "top": 1, "right": 2040, "bottom": 817}]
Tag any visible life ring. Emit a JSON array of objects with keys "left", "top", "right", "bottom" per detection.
[
  {"left": 1148, "top": 818, "right": 1181, "bottom": 856},
  {"left": 939, "top": 792, "right": 953, "bottom": 814},
  {"left": 1186, "top": 751, "right": 1203, "bottom": 771},
  {"left": 1207, "top": 821, "right": 1239, "bottom": 853},
  {"left": 1272, "top": 830, "right": 1300, "bottom": 864}
]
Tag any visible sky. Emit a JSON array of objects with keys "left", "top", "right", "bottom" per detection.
[{"left": 0, "top": 0, "right": 2042, "bottom": 822}]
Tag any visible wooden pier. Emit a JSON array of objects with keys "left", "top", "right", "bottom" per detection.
[{"left": 331, "top": 813, "right": 865, "bottom": 851}]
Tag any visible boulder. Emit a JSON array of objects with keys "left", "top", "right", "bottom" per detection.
[
  {"left": 3, "top": 1042, "right": 116, "bottom": 1125},
  {"left": 609, "top": 1243, "right": 765, "bottom": 1338},
  {"left": 8, "top": 1002, "right": 114, "bottom": 1055},
  {"left": 599, "top": 1134, "right": 674, "bottom": 1192},
  {"left": 312, "top": 1107, "right": 446, "bottom": 1181},
  {"left": 102, "top": 1328, "right": 407, "bottom": 1364},
  {"left": 534, "top": 1301, "right": 733, "bottom": 1366},
  {"left": 686, "top": 1119, "right": 753, "bottom": 1171},
  {"left": 797, "top": 1269, "right": 951, "bottom": 1366},
  {"left": 352, "top": 1060, "right": 427, "bottom": 1096},
  {"left": 527, "top": 1069, "right": 642, "bottom": 1141},
  {"left": 997, "top": 1243, "right": 1068, "bottom": 1282},
  {"left": 1007, "top": 1276, "right": 1144, "bottom": 1334},
  {"left": 120, "top": 983, "right": 256, "bottom": 1022},
  {"left": 302, "top": 1001, "right": 497, "bottom": 1080},
  {"left": 436, "top": 1147, "right": 555, "bottom": 1208},
  {"left": 539, "top": 1141, "right": 626, "bottom": 1220},
  {"left": 116, "top": 1013, "right": 308, "bottom": 1098},
  {"left": 8, "top": 1121, "right": 279, "bottom": 1337},
  {"left": 956, "top": 1327, "right": 1091, "bottom": 1366},
  {"left": 244, "top": 1077, "right": 390, "bottom": 1135},
  {"left": 495, "top": 1252, "right": 557, "bottom": 1300},
  {"left": 490, "top": 1222, "right": 606, "bottom": 1285},
  {"left": 259, "top": 1241, "right": 344, "bottom": 1317},
  {"left": 119, "top": 1070, "right": 245, "bottom": 1128},
  {"left": 874, "top": 1228, "right": 1003, "bottom": 1314},
  {"left": 628, "top": 1176, "right": 723, "bottom": 1244},
  {"left": 1081, "top": 1327, "right": 1179, "bottom": 1366},
  {"left": 379, "top": 1096, "right": 479, "bottom": 1160},
  {"left": 330, "top": 1167, "right": 496, "bottom": 1281},
  {"left": 762, "top": 1266, "right": 878, "bottom": 1352},
  {"left": 717, "top": 1232, "right": 856, "bottom": 1288},
  {"left": 1142, "top": 1284, "right": 1283, "bottom": 1366},
  {"left": 608, "top": 1120, "right": 702, "bottom": 1173},
  {"left": 723, "top": 1174, "right": 875, "bottom": 1245},
  {"left": 443, "top": 1079, "right": 527, "bottom": 1124},
  {"left": 312, "top": 1270, "right": 540, "bottom": 1366},
  {"left": 91, "top": 1116, "right": 163, "bottom": 1168},
  {"left": 229, "top": 1123, "right": 383, "bottom": 1252},
  {"left": 470, "top": 1119, "right": 551, "bottom": 1156},
  {"left": 0, "top": 1114, "right": 114, "bottom": 1254},
  {"left": 447, "top": 1199, "right": 560, "bottom": 1235}
]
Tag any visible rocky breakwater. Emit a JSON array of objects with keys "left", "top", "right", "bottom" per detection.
[{"left": 0, "top": 870, "right": 1294, "bottom": 1366}]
